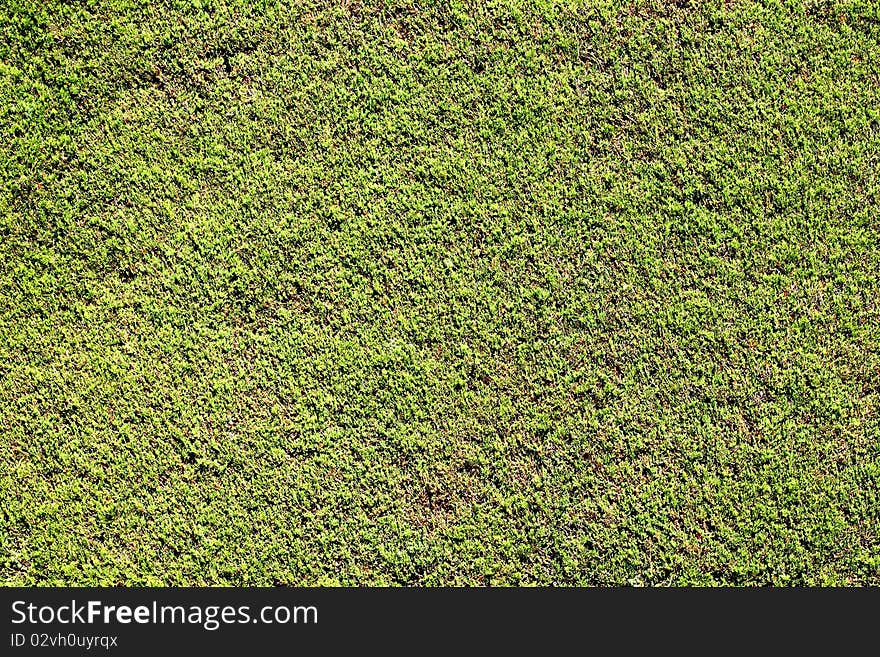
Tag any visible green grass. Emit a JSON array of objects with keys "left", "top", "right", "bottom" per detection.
[{"left": 1, "top": 0, "right": 879, "bottom": 586}]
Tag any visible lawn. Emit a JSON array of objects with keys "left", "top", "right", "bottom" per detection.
[{"left": 1, "top": 0, "right": 878, "bottom": 585}]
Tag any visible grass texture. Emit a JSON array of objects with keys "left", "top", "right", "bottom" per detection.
[{"left": 1, "top": 0, "right": 879, "bottom": 585}]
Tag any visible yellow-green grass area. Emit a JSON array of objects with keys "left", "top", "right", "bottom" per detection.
[{"left": 1, "top": 0, "right": 878, "bottom": 584}]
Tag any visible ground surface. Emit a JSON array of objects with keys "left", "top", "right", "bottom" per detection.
[{"left": 1, "top": 0, "right": 879, "bottom": 585}]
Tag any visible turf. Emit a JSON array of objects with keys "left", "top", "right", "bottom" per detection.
[{"left": 1, "top": 0, "right": 879, "bottom": 586}]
